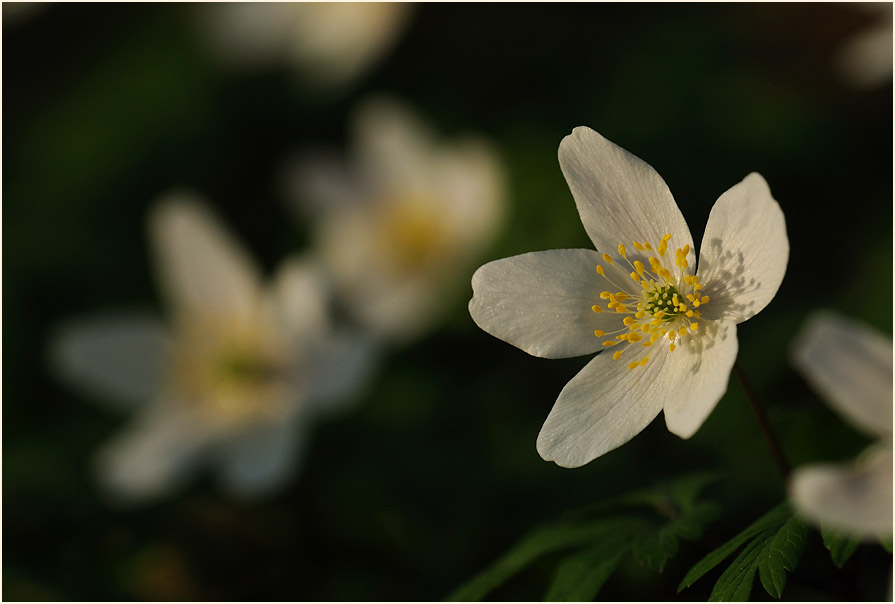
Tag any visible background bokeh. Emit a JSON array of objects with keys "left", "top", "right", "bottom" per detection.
[{"left": 4, "top": 3, "right": 892, "bottom": 600}]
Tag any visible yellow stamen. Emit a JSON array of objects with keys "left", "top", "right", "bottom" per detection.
[{"left": 602, "top": 253, "right": 613, "bottom": 264}]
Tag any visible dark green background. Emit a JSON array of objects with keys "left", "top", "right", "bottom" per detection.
[{"left": 4, "top": 3, "right": 892, "bottom": 600}]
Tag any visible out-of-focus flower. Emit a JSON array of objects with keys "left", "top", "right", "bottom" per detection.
[
  {"left": 833, "top": 2, "right": 893, "bottom": 89},
  {"left": 283, "top": 97, "right": 506, "bottom": 344},
  {"left": 196, "top": 2, "right": 413, "bottom": 91},
  {"left": 789, "top": 311, "right": 893, "bottom": 538},
  {"left": 50, "top": 193, "right": 373, "bottom": 503},
  {"left": 469, "top": 127, "right": 788, "bottom": 468}
]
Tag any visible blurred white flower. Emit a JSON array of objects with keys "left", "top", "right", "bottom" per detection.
[
  {"left": 50, "top": 193, "right": 373, "bottom": 503},
  {"left": 469, "top": 127, "right": 788, "bottom": 468},
  {"left": 833, "top": 2, "right": 893, "bottom": 89},
  {"left": 789, "top": 311, "right": 893, "bottom": 538},
  {"left": 283, "top": 97, "right": 506, "bottom": 344},
  {"left": 196, "top": 2, "right": 413, "bottom": 91}
]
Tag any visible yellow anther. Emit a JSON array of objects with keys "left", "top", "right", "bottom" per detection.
[
  {"left": 615, "top": 292, "right": 628, "bottom": 302},
  {"left": 678, "top": 327, "right": 688, "bottom": 336},
  {"left": 650, "top": 333, "right": 660, "bottom": 343},
  {"left": 644, "top": 241, "right": 653, "bottom": 251},
  {"left": 600, "top": 291, "right": 611, "bottom": 299},
  {"left": 700, "top": 296, "right": 709, "bottom": 304},
  {"left": 640, "top": 324, "right": 650, "bottom": 332},
  {"left": 615, "top": 305, "right": 628, "bottom": 313},
  {"left": 635, "top": 310, "right": 646, "bottom": 319},
  {"left": 642, "top": 340, "right": 653, "bottom": 347},
  {"left": 602, "top": 253, "right": 613, "bottom": 264},
  {"left": 596, "top": 265, "right": 605, "bottom": 276},
  {"left": 630, "top": 271, "right": 640, "bottom": 281},
  {"left": 669, "top": 342, "right": 676, "bottom": 352},
  {"left": 594, "top": 329, "right": 606, "bottom": 337},
  {"left": 658, "top": 240, "right": 667, "bottom": 256},
  {"left": 633, "top": 260, "right": 645, "bottom": 276},
  {"left": 682, "top": 244, "right": 690, "bottom": 255},
  {"left": 662, "top": 233, "right": 671, "bottom": 241},
  {"left": 693, "top": 283, "right": 702, "bottom": 290},
  {"left": 690, "top": 323, "right": 699, "bottom": 331},
  {"left": 602, "top": 340, "right": 618, "bottom": 347},
  {"left": 685, "top": 310, "right": 694, "bottom": 317},
  {"left": 627, "top": 360, "right": 640, "bottom": 370},
  {"left": 623, "top": 317, "right": 635, "bottom": 326},
  {"left": 639, "top": 356, "right": 650, "bottom": 367},
  {"left": 633, "top": 241, "right": 644, "bottom": 250},
  {"left": 613, "top": 350, "right": 623, "bottom": 360},
  {"left": 618, "top": 244, "right": 627, "bottom": 258},
  {"left": 592, "top": 305, "right": 603, "bottom": 313}
]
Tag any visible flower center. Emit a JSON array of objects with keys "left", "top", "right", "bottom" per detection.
[
  {"left": 590, "top": 233, "right": 710, "bottom": 369},
  {"left": 169, "top": 314, "right": 289, "bottom": 427}
]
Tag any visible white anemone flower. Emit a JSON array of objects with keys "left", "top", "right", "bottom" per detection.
[
  {"left": 283, "top": 97, "right": 506, "bottom": 344},
  {"left": 50, "top": 193, "right": 373, "bottom": 503},
  {"left": 789, "top": 311, "right": 893, "bottom": 538},
  {"left": 197, "top": 2, "right": 413, "bottom": 91},
  {"left": 469, "top": 127, "right": 788, "bottom": 468}
]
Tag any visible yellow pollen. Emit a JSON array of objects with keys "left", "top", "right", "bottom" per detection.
[
  {"left": 613, "top": 350, "right": 623, "bottom": 360},
  {"left": 596, "top": 265, "right": 605, "bottom": 276},
  {"left": 592, "top": 305, "right": 603, "bottom": 313},
  {"left": 644, "top": 241, "right": 653, "bottom": 251},
  {"left": 618, "top": 244, "right": 627, "bottom": 258},
  {"left": 633, "top": 260, "right": 645, "bottom": 276},
  {"left": 630, "top": 271, "right": 640, "bottom": 281},
  {"left": 635, "top": 310, "right": 646, "bottom": 319},
  {"left": 600, "top": 291, "right": 611, "bottom": 299},
  {"left": 690, "top": 323, "right": 699, "bottom": 331},
  {"left": 623, "top": 317, "right": 635, "bottom": 326},
  {"left": 633, "top": 241, "right": 644, "bottom": 250},
  {"left": 662, "top": 233, "right": 671, "bottom": 241},
  {"left": 594, "top": 329, "right": 606, "bottom": 337},
  {"left": 603, "top": 340, "right": 618, "bottom": 347},
  {"left": 627, "top": 360, "right": 640, "bottom": 370},
  {"left": 602, "top": 253, "right": 613, "bottom": 264}
]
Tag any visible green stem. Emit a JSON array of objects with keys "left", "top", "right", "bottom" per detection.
[{"left": 733, "top": 360, "right": 791, "bottom": 481}]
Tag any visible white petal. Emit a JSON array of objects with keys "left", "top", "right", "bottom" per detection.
[
  {"left": 216, "top": 417, "right": 306, "bottom": 498},
  {"left": 269, "top": 255, "right": 331, "bottom": 342},
  {"left": 148, "top": 192, "right": 263, "bottom": 320},
  {"left": 352, "top": 97, "right": 434, "bottom": 194},
  {"left": 557, "top": 127, "right": 693, "bottom": 263},
  {"left": 790, "top": 445, "right": 893, "bottom": 537},
  {"left": 469, "top": 249, "right": 629, "bottom": 359},
  {"left": 49, "top": 312, "right": 169, "bottom": 410},
  {"left": 536, "top": 350, "right": 667, "bottom": 467},
  {"left": 93, "top": 401, "right": 213, "bottom": 505},
  {"left": 790, "top": 311, "right": 893, "bottom": 438},
  {"left": 662, "top": 321, "right": 740, "bottom": 438},
  {"left": 285, "top": 3, "right": 412, "bottom": 89},
  {"left": 431, "top": 137, "right": 506, "bottom": 256},
  {"left": 697, "top": 173, "right": 788, "bottom": 324}
]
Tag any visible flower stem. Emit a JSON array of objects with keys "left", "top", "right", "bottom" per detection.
[{"left": 732, "top": 360, "right": 791, "bottom": 481}]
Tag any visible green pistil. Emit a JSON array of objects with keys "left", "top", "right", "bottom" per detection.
[{"left": 646, "top": 285, "right": 681, "bottom": 320}]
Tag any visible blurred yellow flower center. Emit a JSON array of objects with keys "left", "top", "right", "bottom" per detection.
[
  {"left": 169, "top": 315, "right": 288, "bottom": 427},
  {"left": 376, "top": 195, "right": 450, "bottom": 276},
  {"left": 590, "top": 233, "right": 709, "bottom": 369}
]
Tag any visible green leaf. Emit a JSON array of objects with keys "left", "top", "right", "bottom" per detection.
[
  {"left": 445, "top": 517, "right": 645, "bottom": 601},
  {"left": 678, "top": 502, "right": 792, "bottom": 593},
  {"left": 633, "top": 501, "right": 722, "bottom": 572},
  {"left": 821, "top": 526, "right": 862, "bottom": 567},
  {"left": 757, "top": 515, "right": 810, "bottom": 598},
  {"left": 709, "top": 529, "right": 771, "bottom": 601},
  {"left": 543, "top": 538, "right": 630, "bottom": 601}
]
